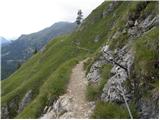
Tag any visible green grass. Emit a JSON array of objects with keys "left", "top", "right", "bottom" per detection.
[
  {"left": 2, "top": 1, "right": 115, "bottom": 118},
  {"left": 133, "top": 26, "right": 158, "bottom": 81},
  {"left": 1, "top": 34, "right": 89, "bottom": 118},
  {"left": 16, "top": 58, "right": 78, "bottom": 118},
  {"left": 92, "top": 101, "right": 138, "bottom": 119},
  {"left": 131, "top": 26, "right": 159, "bottom": 101},
  {"left": 92, "top": 101, "right": 129, "bottom": 119}
]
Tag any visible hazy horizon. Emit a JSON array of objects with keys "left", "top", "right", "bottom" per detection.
[{"left": 0, "top": 0, "right": 104, "bottom": 40}]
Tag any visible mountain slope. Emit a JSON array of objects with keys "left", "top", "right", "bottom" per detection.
[
  {"left": 0, "top": 37, "right": 11, "bottom": 45},
  {"left": 1, "top": 1, "right": 158, "bottom": 119},
  {"left": 1, "top": 22, "right": 76, "bottom": 80}
]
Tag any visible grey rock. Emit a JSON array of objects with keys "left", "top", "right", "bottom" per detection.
[
  {"left": 1, "top": 105, "right": 9, "bottom": 119},
  {"left": 128, "top": 20, "right": 135, "bottom": 27},
  {"left": 40, "top": 46, "right": 46, "bottom": 53},
  {"left": 94, "top": 35, "right": 100, "bottom": 43},
  {"left": 128, "top": 15, "right": 158, "bottom": 37},
  {"left": 122, "top": 29, "right": 127, "bottom": 34},
  {"left": 139, "top": 98, "right": 159, "bottom": 118},
  {"left": 1, "top": 97, "right": 19, "bottom": 118},
  {"left": 101, "top": 68, "right": 130, "bottom": 103},
  {"left": 18, "top": 90, "right": 32, "bottom": 113},
  {"left": 87, "top": 61, "right": 101, "bottom": 82},
  {"left": 128, "top": 27, "right": 139, "bottom": 36},
  {"left": 112, "top": 31, "right": 121, "bottom": 39},
  {"left": 41, "top": 95, "right": 73, "bottom": 119},
  {"left": 101, "top": 45, "right": 134, "bottom": 103},
  {"left": 9, "top": 97, "right": 18, "bottom": 109}
]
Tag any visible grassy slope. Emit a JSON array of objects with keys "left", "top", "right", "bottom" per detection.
[
  {"left": 1, "top": 1, "right": 158, "bottom": 119},
  {"left": 1, "top": 1, "right": 111, "bottom": 118},
  {"left": 84, "top": 1, "right": 158, "bottom": 119}
]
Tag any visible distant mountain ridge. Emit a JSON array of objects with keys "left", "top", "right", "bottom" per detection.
[
  {"left": 0, "top": 37, "right": 11, "bottom": 45},
  {"left": 1, "top": 21, "right": 76, "bottom": 80}
]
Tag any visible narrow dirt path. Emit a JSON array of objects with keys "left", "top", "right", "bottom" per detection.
[
  {"left": 66, "top": 59, "right": 91, "bottom": 118},
  {"left": 41, "top": 59, "right": 94, "bottom": 119}
]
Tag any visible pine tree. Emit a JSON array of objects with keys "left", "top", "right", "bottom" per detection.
[
  {"left": 76, "top": 10, "right": 83, "bottom": 25},
  {"left": 16, "top": 62, "right": 21, "bottom": 69},
  {"left": 33, "top": 48, "right": 38, "bottom": 54}
]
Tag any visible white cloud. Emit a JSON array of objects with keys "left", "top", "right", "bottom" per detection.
[{"left": 0, "top": 0, "right": 104, "bottom": 40}]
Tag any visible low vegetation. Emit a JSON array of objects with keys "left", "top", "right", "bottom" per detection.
[
  {"left": 132, "top": 26, "right": 159, "bottom": 99},
  {"left": 86, "top": 64, "right": 112, "bottom": 101},
  {"left": 92, "top": 101, "right": 129, "bottom": 119}
]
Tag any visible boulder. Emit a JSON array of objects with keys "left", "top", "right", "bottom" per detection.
[
  {"left": 128, "top": 20, "right": 135, "bottom": 27},
  {"left": 18, "top": 90, "right": 32, "bottom": 113}
]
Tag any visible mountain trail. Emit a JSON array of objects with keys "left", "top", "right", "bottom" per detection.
[
  {"left": 65, "top": 59, "right": 92, "bottom": 118},
  {"left": 41, "top": 59, "right": 94, "bottom": 119}
]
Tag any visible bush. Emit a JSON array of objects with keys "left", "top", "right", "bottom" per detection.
[{"left": 86, "top": 85, "right": 100, "bottom": 101}]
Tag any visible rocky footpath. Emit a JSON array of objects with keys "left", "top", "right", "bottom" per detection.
[
  {"left": 40, "top": 60, "right": 95, "bottom": 119},
  {"left": 40, "top": 94, "right": 95, "bottom": 119}
]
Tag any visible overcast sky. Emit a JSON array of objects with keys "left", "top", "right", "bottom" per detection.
[{"left": 0, "top": 0, "right": 104, "bottom": 40}]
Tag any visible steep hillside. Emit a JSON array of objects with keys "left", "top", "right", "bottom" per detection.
[
  {"left": 1, "top": 1, "right": 159, "bottom": 119},
  {"left": 1, "top": 22, "right": 76, "bottom": 80}
]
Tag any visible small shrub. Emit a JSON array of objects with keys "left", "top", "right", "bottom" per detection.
[{"left": 86, "top": 85, "right": 99, "bottom": 101}]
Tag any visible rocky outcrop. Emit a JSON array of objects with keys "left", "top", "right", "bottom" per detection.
[
  {"left": 87, "top": 60, "right": 104, "bottom": 83},
  {"left": 86, "top": 43, "right": 134, "bottom": 104},
  {"left": 101, "top": 45, "right": 134, "bottom": 103},
  {"left": 41, "top": 60, "right": 95, "bottom": 119},
  {"left": 1, "top": 91, "right": 32, "bottom": 119},
  {"left": 127, "top": 13, "right": 159, "bottom": 37},
  {"left": 102, "top": 1, "right": 121, "bottom": 18},
  {"left": 137, "top": 89, "right": 159, "bottom": 119},
  {"left": 18, "top": 90, "right": 32, "bottom": 113},
  {"left": 41, "top": 94, "right": 95, "bottom": 119},
  {"left": 1, "top": 96, "right": 19, "bottom": 119},
  {"left": 1, "top": 105, "right": 9, "bottom": 119}
]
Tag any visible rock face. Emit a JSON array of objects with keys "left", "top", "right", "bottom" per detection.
[
  {"left": 18, "top": 90, "right": 32, "bottom": 113},
  {"left": 1, "top": 105, "right": 9, "bottom": 119},
  {"left": 101, "top": 45, "right": 134, "bottom": 103},
  {"left": 41, "top": 94, "right": 95, "bottom": 119},
  {"left": 86, "top": 44, "right": 134, "bottom": 104},
  {"left": 127, "top": 13, "right": 159, "bottom": 37},
  {"left": 138, "top": 90, "right": 159, "bottom": 119},
  {"left": 87, "top": 60, "right": 104, "bottom": 82},
  {"left": 1, "top": 96, "right": 19, "bottom": 119}
]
